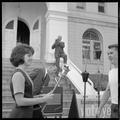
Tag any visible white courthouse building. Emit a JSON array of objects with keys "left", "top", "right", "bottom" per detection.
[{"left": 2, "top": 2, "right": 118, "bottom": 74}]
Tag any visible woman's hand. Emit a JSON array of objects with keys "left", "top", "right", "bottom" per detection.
[
  {"left": 34, "top": 90, "right": 54, "bottom": 98},
  {"left": 43, "top": 92, "right": 54, "bottom": 101},
  {"left": 34, "top": 94, "right": 45, "bottom": 98}
]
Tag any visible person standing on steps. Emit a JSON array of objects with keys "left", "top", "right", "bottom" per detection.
[
  {"left": 52, "top": 35, "right": 67, "bottom": 76},
  {"left": 9, "top": 43, "right": 53, "bottom": 118}
]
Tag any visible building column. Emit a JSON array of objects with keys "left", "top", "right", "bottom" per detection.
[
  {"left": 45, "top": 2, "right": 68, "bottom": 63},
  {"left": 3, "top": 18, "right": 18, "bottom": 58},
  {"left": 2, "top": 3, "right": 22, "bottom": 58},
  {"left": 30, "top": 17, "right": 41, "bottom": 60}
]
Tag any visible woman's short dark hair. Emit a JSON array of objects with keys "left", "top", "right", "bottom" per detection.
[{"left": 10, "top": 44, "right": 34, "bottom": 67}]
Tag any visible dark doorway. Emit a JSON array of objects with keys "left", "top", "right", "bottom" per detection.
[{"left": 17, "top": 19, "right": 30, "bottom": 45}]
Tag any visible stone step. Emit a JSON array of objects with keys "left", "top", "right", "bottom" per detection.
[
  {"left": 2, "top": 100, "right": 15, "bottom": 105},
  {"left": 2, "top": 70, "right": 14, "bottom": 74},
  {"left": 2, "top": 91, "right": 11, "bottom": 96},
  {"left": 2, "top": 62, "right": 45, "bottom": 69},
  {"left": 2, "top": 102, "right": 15, "bottom": 110},
  {"left": 2, "top": 77, "right": 11, "bottom": 83},
  {"left": 2, "top": 68, "right": 35, "bottom": 74},
  {"left": 62, "top": 108, "right": 69, "bottom": 117},
  {"left": 2, "top": 96, "right": 13, "bottom": 102},
  {"left": 2, "top": 85, "right": 10, "bottom": 90},
  {"left": 2, "top": 79, "right": 11, "bottom": 84},
  {"left": 2, "top": 75, "right": 13, "bottom": 80},
  {"left": 2, "top": 69, "right": 13, "bottom": 73},
  {"left": 63, "top": 101, "right": 71, "bottom": 108},
  {"left": 62, "top": 116, "right": 68, "bottom": 118},
  {"left": 2, "top": 58, "right": 42, "bottom": 64},
  {"left": 2, "top": 63, "right": 45, "bottom": 69},
  {"left": 2, "top": 66, "right": 44, "bottom": 71},
  {"left": 2, "top": 67, "right": 14, "bottom": 72},
  {"left": 2, "top": 109, "right": 12, "bottom": 118},
  {"left": 2, "top": 62, "right": 13, "bottom": 67},
  {"left": 2, "top": 63, "right": 14, "bottom": 67}
]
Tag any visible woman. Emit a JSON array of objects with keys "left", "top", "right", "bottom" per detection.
[{"left": 9, "top": 44, "right": 53, "bottom": 118}]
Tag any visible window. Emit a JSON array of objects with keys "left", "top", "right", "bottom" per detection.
[
  {"left": 33, "top": 20, "right": 39, "bottom": 30},
  {"left": 82, "top": 40, "right": 90, "bottom": 60},
  {"left": 93, "top": 42, "right": 101, "bottom": 60},
  {"left": 82, "top": 30, "right": 102, "bottom": 63},
  {"left": 5, "top": 20, "right": 14, "bottom": 29},
  {"left": 76, "top": 2, "right": 86, "bottom": 9},
  {"left": 98, "top": 2, "right": 105, "bottom": 13}
]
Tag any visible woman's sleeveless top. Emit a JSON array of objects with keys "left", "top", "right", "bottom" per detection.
[
  {"left": 9, "top": 69, "right": 34, "bottom": 118},
  {"left": 10, "top": 69, "right": 33, "bottom": 101}
]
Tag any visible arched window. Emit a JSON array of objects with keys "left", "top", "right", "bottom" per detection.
[
  {"left": 82, "top": 29, "right": 103, "bottom": 63},
  {"left": 33, "top": 20, "right": 39, "bottom": 30},
  {"left": 5, "top": 20, "right": 14, "bottom": 29}
]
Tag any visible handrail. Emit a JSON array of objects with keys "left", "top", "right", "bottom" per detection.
[
  {"left": 68, "top": 59, "right": 82, "bottom": 74},
  {"left": 68, "top": 59, "right": 94, "bottom": 87}
]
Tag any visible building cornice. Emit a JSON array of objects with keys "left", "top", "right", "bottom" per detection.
[
  {"left": 45, "top": 10, "right": 68, "bottom": 23},
  {"left": 68, "top": 16, "right": 117, "bottom": 28},
  {"left": 68, "top": 11, "right": 118, "bottom": 28}
]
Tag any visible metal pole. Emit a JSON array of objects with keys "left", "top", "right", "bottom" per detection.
[
  {"left": 83, "top": 59, "right": 87, "bottom": 118},
  {"left": 81, "top": 70, "right": 89, "bottom": 118},
  {"left": 82, "top": 56, "right": 89, "bottom": 118},
  {"left": 97, "top": 56, "right": 101, "bottom": 107},
  {"left": 83, "top": 81, "right": 86, "bottom": 118},
  {"left": 96, "top": 50, "right": 101, "bottom": 108},
  {"left": 98, "top": 81, "right": 100, "bottom": 107}
]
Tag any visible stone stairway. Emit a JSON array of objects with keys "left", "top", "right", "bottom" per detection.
[{"left": 2, "top": 58, "right": 79, "bottom": 118}]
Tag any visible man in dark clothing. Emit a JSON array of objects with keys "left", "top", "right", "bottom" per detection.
[{"left": 52, "top": 36, "right": 67, "bottom": 76}]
